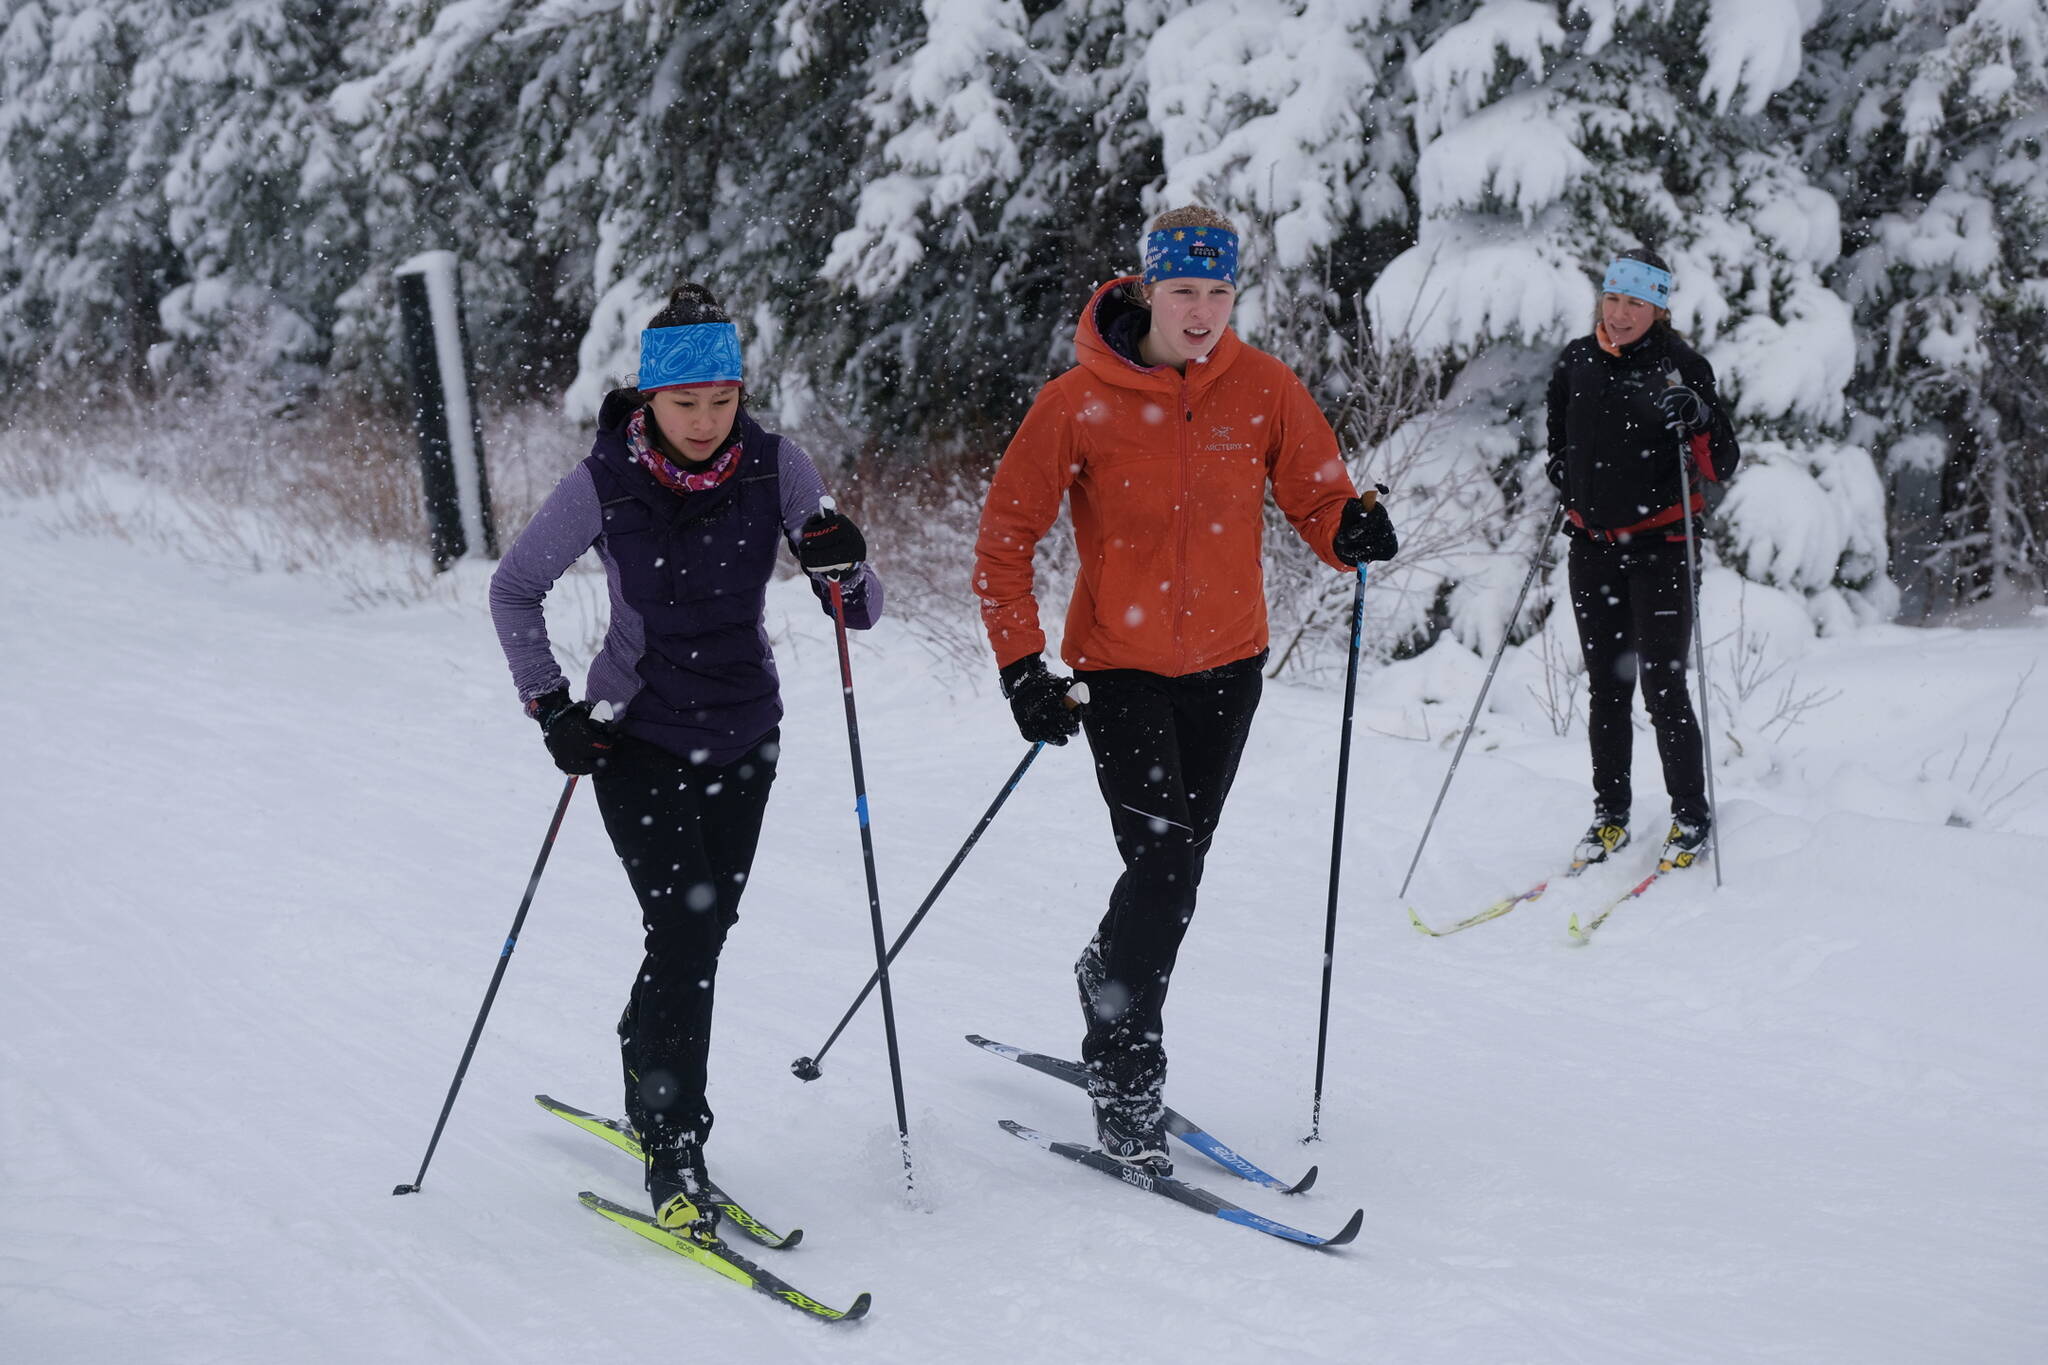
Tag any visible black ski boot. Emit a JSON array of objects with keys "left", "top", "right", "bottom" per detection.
[
  {"left": 1076, "top": 934, "right": 1137, "bottom": 1034},
  {"left": 1075, "top": 935, "right": 1107, "bottom": 1030},
  {"left": 646, "top": 1135, "right": 720, "bottom": 1243},
  {"left": 1658, "top": 818, "right": 1711, "bottom": 871},
  {"left": 1090, "top": 1084, "right": 1171, "bottom": 1176},
  {"left": 1571, "top": 816, "right": 1630, "bottom": 869}
]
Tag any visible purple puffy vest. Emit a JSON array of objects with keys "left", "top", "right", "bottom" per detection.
[{"left": 584, "top": 402, "right": 786, "bottom": 761}]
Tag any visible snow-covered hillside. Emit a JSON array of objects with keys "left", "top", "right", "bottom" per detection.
[{"left": 4, "top": 514, "right": 2045, "bottom": 1362}]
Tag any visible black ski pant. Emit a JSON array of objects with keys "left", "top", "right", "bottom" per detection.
[
  {"left": 1566, "top": 535, "right": 1708, "bottom": 828},
  {"left": 591, "top": 729, "right": 778, "bottom": 1155},
  {"left": 1077, "top": 652, "right": 1264, "bottom": 1100}
]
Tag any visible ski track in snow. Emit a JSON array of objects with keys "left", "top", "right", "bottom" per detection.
[{"left": 4, "top": 513, "right": 2046, "bottom": 1363}]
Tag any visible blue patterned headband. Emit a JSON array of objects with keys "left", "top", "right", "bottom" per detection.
[
  {"left": 1602, "top": 257, "right": 1672, "bottom": 308},
  {"left": 1143, "top": 225, "right": 1239, "bottom": 285},
  {"left": 638, "top": 322, "right": 743, "bottom": 392}
]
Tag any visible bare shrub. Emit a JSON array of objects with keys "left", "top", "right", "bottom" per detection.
[
  {"left": 1523, "top": 611, "right": 1585, "bottom": 737},
  {"left": 1931, "top": 663, "right": 2048, "bottom": 828},
  {"left": 785, "top": 403, "right": 1071, "bottom": 683},
  {"left": 1708, "top": 585, "right": 1842, "bottom": 749},
  {"left": 1260, "top": 284, "right": 1512, "bottom": 681},
  {"left": 481, "top": 398, "right": 587, "bottom": 539}
]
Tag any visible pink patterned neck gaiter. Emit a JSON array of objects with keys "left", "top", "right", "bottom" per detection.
[{"left": 627, "top": 405, "right": 742, "bottom": 494}]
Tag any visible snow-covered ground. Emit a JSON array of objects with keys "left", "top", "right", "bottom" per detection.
[{"left": 5, "top": 504, "right": 2045, "bottom": 1363}]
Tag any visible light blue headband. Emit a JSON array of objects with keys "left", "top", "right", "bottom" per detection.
[
  {"left": 1602, "top": 257, "right": 1673, "bottom": 308},
  {"left": 639, "top": 322, "right": 743, "bottom": 391},
  {"left": 1144, "top": 226, "right": 1239, "bottom": 285}
]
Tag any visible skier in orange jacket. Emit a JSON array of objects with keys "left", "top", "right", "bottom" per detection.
[{"left": 972, "top": 204, "right": 1399, "bottom": 1173}]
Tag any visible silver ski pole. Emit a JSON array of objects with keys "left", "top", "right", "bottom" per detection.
[
  {"left": 1396, "top": 502, "right": 1565, "bottom": 899},
  {"left": 1675, "top": 437, "right": 1724, "bottom": 887}
]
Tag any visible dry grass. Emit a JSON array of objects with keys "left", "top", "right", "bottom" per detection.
[
  {"left": 799, "top": 425, "right": 1074, "bottom": 680},
  {"left": 0, "top": 381, "right": 585, "bottom": 607},
  {"left": 0, "top": 377, "right": 983, "bottom": 673},
  {"left": 3, "top": 366, "right": 1428, "bottom": 691}
]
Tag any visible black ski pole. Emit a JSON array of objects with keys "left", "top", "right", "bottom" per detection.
[
  {"left": 794, "top": 744, "right": 1040, "bottom": 1082},
  {"left": 819, "top": 547, "right": 915, "bottom": 1193},
  {"left": 394, "top": 771, "right": 582, "bottom": 1195},
  {"left": 791, "top": 681, "right": 1086, "bottom": 1083},
  {"left": 1675, "top": 435, "right": 1724, "bottom": 887},
  {"left": 1306, "top": 562, "right": 1367, "bottom": 1143},
  {"left": 1395, "top": 501, "right": 1565, "bottom": 899}
]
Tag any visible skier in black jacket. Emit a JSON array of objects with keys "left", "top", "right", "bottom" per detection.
[{"left": 1545, "top": 247, "right": 1740, "bottom": 872}]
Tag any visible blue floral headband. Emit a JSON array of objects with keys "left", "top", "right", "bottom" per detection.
[
  {"left": 1602, "top": 257, "right": 1672, "bottom": 308},
  {"left": 639, "top": 322, "right": 743, "bottom": 392},
  {"left": 1143, "top": 226, "right": 1239, "bottom": 285}
]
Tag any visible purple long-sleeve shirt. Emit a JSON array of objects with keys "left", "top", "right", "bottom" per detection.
[{"left": 489, "top": 419, "right": 881, "bottom": 763}]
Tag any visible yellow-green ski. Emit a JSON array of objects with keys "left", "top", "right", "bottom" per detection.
[
  {"left": 538, "top": 1094, "right": 644, "bottom": 1159},
  {"left": 1568, "top": 866, "right": 1667, "bottom": 943},
  {"left": 536, "top": 1095, "right": 801, "bottom": 1248},
  {"left": 579, "top": 1192, "right": 869, "bottom": 1323},
  {"left": 1409, "top": 878, "right": 1550, "bottom": 937}
]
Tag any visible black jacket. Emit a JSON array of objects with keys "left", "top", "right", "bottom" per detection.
[{"left": 1545, "top": 326, "right": 1740, "bottom": 535}]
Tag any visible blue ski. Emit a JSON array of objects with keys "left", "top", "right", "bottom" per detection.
[
  {"left": 966, "top": 1034, "right": 1316, "bottom": 1194},
  {"left": 998, "top": 1121, "right": 1361, "bottom": 1249}
]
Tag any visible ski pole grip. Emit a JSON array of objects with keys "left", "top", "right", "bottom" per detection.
[
  {"left": 591, "top": 700, "right": 615, "bottom": 724},
  {"left": 806, "top": 495, "right": 858, "bottom": 577},
  {"left": 1064, "top": 681, "right": 1089, "bottom": 709}
]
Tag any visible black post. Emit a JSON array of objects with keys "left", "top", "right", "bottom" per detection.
[
  {"left": 393, "top": 775, "right": 579, "bottom": 1195},
  {"left": 793, "top": 741, "right": 1046, "bottom": 1082},
  {"left": 824, "top": 576, "right": 915, "bottom": 1192},
  {"left": 1306, "top": 564, "right": 1367, "bottom": 1143},
  {"left": 395, "top": 252, "right": 495, "bottom": 570}
]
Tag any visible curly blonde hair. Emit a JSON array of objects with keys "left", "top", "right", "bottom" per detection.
[{"left": 1149, "top": 204, "right": 1237, "bottom": 235}]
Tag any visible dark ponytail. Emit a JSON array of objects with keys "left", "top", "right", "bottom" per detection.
[{"left": 646, "top": 281, "right": 731, "bottom": 331}]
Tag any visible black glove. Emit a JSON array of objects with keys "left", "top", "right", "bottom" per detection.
[
  {"left": 527, "top": 687, "right": 615, "bottom": 775},
  {"left": 1656, "top": 385, "right": 1711, "bottom": 437},
  {"left": 1331, "top": 488, "right": 1398, "bottom": 566},
  {"left": 798, "top": 509, "right": 867, "bottom": 579},
  {"left": 998, "top": 654, "right": 1081, "bottom": 746}
]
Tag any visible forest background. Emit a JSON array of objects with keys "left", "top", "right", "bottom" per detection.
[{"left": 2, "top": 0, "right": 2044, "bottom": 678}]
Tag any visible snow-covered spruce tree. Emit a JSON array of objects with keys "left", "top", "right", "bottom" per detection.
[
  {"left": 821, "top": 0, "right": 1162, "bottom": 450},
  {"left": 618, "top": 0, "right": 903, "bottom": 431},
  {"left": 329, "top": 0, "right": 591, "bottom": 404},
  {"left": 125, "top": 0, "right": 371, "bottom": 400},
  {"left": 1359, "top": 0, "right": 1891, "bottom": 674},
  {"left": 1132, "top": 1, "right": 1432, "bottom": 678},
  {"left": 337, "top": 1, "right": 887, "bottom": 417},
  {"left": 0, "top": 0, "right": 181, "bottom": 391},
  {"left": 1809, "top": 0, "right": 2048, "bottom": 619},
  {"left": 1141, "top": 0, "right": 1418, "bottom": 338}
]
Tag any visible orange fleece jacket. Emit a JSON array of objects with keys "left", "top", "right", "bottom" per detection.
[{"left": 973, "top": 276, "right": 1357, "bottom": 677}]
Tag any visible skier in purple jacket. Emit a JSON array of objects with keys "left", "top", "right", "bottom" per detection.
[{"left": 489, "top": 283, "right": 882, "bottom": 1240}]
